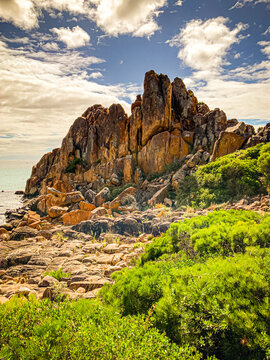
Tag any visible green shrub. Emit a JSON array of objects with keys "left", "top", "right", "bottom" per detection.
[
  {"left": 101, "top": 247, "right": 270, "bottom": 359},
  {"left": 0, "top": 298, "right": 200, "bottom": 359},
  {"left": 140, "top": 210, "right": 268, "bottom": 263},
  {"left": 153, "top": 248, "right": 270, "bottom": 359},
  {"left": 65, "top": 158, "right": 85, "bottom": 174},
  {"left": 43, "top": 268, "right": 71, "bottom": 281},
  {"left": 101, "top": 210, "right": 270, "bottom": 359},
  {"left": 258, "top": 143, "right": 270, "bottom": 191},
  {"left": 177, "top": 143, "right": 269, "bottom": 208}
]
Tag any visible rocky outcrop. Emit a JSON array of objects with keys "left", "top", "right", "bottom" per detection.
[
  {"left": 26, "top": 70, "right": 267, "bottom": 197},
  {"left": 210, "top": 122, "right": 255, "bottom": 161}
]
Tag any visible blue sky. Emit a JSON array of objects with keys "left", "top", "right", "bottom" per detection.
[{"left": 0, "top": 0, "right": 269, "bottom": 160}]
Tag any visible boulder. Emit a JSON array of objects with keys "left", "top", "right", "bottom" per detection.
[
  {"left": 89, "top": 207, "right": 106, "bottom": 219},
  {"left": 109, "top": 187, "right": 137, "bottom": 210},
  {"left": 84, "top": 189, "right": 96, "bottom": 203},
  {"left": 62, "top": 210, "right": 92, "bottom": 226},
  {"left": 95, "top": 187, "right": 110, "bottom": 207},
  {"left": 10, "top": 226, "right": 38, "bottom": 241},
  {"left": 112, "top": 217, "right": 142, "bottom": 236},
  {"left": 38, "top": 275, "right": 59, "bottom": 288},
  {"left": 172, "top": 168, "right": 186, "bottom": 190},
  {"left": 48, "top": 206, "right": 68, "bottom": 218},
  {"left": 148, "top": 185, "right": 170, "bottom": 207},
  {"left": 72, "top": 219, "right": 110, "bottom": 237},
  {"left": 79, "top": 201, "right": 96, "bottom": 211}
]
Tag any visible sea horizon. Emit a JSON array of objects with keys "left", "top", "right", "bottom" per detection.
[
  {"left": 0, "top": 160, "right": 35, "bottom": 192},
  {"left": 0, "top": 160, "right": 35, "bottom": 224}
]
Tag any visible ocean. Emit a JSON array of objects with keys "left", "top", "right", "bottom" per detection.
[{"left": 0, "top": 160, "right": 35, "bottom": 225}]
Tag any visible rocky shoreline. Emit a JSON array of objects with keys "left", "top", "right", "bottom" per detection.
[{"left": 1, "top": 183, "right": 269, "bottom": 304}]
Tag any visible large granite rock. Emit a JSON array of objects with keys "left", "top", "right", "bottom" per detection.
[{"left": 25, "top": 70, "right": 264, "bottom": 197}]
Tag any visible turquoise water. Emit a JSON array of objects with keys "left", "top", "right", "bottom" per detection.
[
  {"left": 0, "top": 160, "right": 35, "bottom": 191},
  {"left": 0, "top": 160, "right": 35, "bottom": 225}
]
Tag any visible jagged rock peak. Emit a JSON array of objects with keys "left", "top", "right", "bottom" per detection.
[{"left": 25, "top": 69, "right": 268, "bottom": 196}]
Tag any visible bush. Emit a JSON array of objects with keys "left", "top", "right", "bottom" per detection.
[
  {"left": 101, "top": 248, "right": 270, "bottom": 359},
  {"left": 140, "top": 210, "right": 269, "bottom": 263},
  {"left": 177, "top": 143, "right": 269, "bottom": 208},
  {"left": 0, "top": 298, "right": 200, "bottom": 360},
  {"left": 153, "top": 249, "right": 270, "bottom": 359},
  {"left": 65, "top": 158, "right": 85, "bottom": 174},
  {"left": 101, "top": 210, "right": 270, "bottom": 359},
  {"left": 43, "top": 268, "right": 71, "bottom": 281}
]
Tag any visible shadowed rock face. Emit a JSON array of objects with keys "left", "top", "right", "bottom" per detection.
[{"left": 25, "top": 69, "right": 267, "bottom": 196}]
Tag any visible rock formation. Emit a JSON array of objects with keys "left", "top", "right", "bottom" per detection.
[{"left": 25, "top": 70, "right": 269, "bottom": 197}]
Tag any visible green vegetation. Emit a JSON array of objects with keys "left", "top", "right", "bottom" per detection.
[
  {"left": 65, "top": 158, "right": 86, "bottom": 174},
  {"left": 43, "top": 268, "right": 71, "bottom": 281},
  {"left": 1, "top": 210, "right": 270, "bottom": 359},
  {"left": 101, "top": 210, "right": 270, "bottom": 359},
  {"left": 177, "top": 143, "right": 270, "bottom": 208},
  {"left": 0, "top": 299, "right": 199, "bottom": 360}
]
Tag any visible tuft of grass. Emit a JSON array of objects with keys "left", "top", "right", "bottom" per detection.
[{"left": 43, "top": 268, "right": 71, "bottom": 281}]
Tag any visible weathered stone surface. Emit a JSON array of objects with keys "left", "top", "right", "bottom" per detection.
[
  {"left": 62, "top": 210, "right": 92, "bottom": 226},
  {"left": 95, "top": 187, "right": 110, "bottom": 207},
  {"left": 141, "top": 70, "right": 172, "bottom": 146},
  {"left": 48, "top": 206, "right": 68, "bottom": 218},
  {"left": 148, "top": 185, "right": 170, "bottom": 206},
  {"left": 79, "top": 201, "right": 96, "bottom": 211},
  {"left": 72, "top": 218, "right": 110, "bottom": 237},
  {"left": 210, "top": 122, "right": 255, "bottom": 161},
  {"left": 172, "top": 168, "right": 186, "bottom": 190},
  {"left": 138, "top": 130, "right": 189, "bottom": 175},
  {"left": 112, "top": 217, "right": 142, "bottom": 236},
  {"left": 38, "top": 275, "right": 59, "bottom": 287},
  {"left": 10, "top": 226, "right": 38, "bottom": 241},
  {"left": 244, "top": 123, "right": 270, "bottom": 148},
  {"left": 89, "top": 207, "right": 106, "bottom": 219},
  {"left": 84, "top": 189, "right": 96, "bottom": 203},
  {"left": 108, "top": 187, "right": 137, "bottom": 210}
]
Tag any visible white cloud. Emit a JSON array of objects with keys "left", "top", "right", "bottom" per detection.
[
  {"left": 0, "top": 39, "right": 139, "bottom": 160},
  {"left": 175, "top": 0, "right": 183, "bottom": 5},
  {"left": 0, "top": 35, "right": 30, "bottom": 44},
  {"left": 230, "top": 0, "right": 270, "bottom": 9},
  {"left": 258, "top": 40, "right": 270, "bottom": 57},
  {"left": 168, "top": 17, "right": 270, "bottom": 123},
  {"left": 42, "top": 42, "right": 59, "bottom": 51},
  {"left": 88, "top": 0, "right": 167, "bottom": 37},
  {"left": 234, "top": 52, "right": 241, "bottom": 59},
  {"left": 34, "top": 0, "right": 89, "bottom": 15},
  {"left": 167, "top": 17, "right": 247, "bottom": 72},
  {"left": 51, "top": 26, "right": 90, "bottom": 48},
  {"left": 0, "top": 0, "right": 167, "bottom": 38},
  {"left": 0, "top": 0, "right": 38, "bottom": 30},
  {"left": 194, "top": 78, "right": 270, "bottom": 121},
  {"left": 89, "top": 71, "right": 103, "bottom": 78}
]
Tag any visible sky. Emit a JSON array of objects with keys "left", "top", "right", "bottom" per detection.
[{"left": 0, "top": 0, "right": 269, "bottom": 161}]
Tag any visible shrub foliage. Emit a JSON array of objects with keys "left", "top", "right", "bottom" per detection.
[
  {"left": 177, "top": 143, "right": 270, "bottom": 208},
  {"left": 101, "top": 210, "right": 270, "bottom": 360}
]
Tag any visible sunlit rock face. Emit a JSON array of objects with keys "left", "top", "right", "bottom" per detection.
[{"left": 26, "top": 69, "right": 266, "bottom": 196}]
